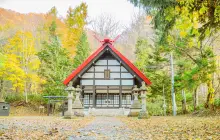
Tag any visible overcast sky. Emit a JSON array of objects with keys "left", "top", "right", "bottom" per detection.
[{"left": 0, "top": 0, "right": 140, "bottom": 27}]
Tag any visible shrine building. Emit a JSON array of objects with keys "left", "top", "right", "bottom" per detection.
[{"left": 63, "top": 38, "right": 151, "bottom": 110}]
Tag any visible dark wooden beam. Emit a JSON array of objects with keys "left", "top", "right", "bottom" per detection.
[
  {"left": 92, "top": 64, "right": 96, "bottom": 108},
  {"left": 81, "top": 78, "right": 134, "bottom": 80},
  {"left": 86, "top": 71, "right": 130, "bottom": 73},
  {"left": 119, "top": 62, "right": 122, "bottom": 108}
]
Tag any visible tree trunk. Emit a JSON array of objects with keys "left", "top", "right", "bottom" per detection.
[
  {"left": 25, "top": 81, "right": 28, "bottom": 103},
  {"left": 0, "top": 79, "right": 4, "bottom": 102},
  {"left": 16, "top": 80, "right": 19, "bottom": 93},
  {"left": 181, "top": 89, "right": 187, "bottom": 114},
  {"left": 205, "top": 80, "right": 215, "bottom": 110},
  {"left": 196, "top": 87, "right": 199, "bottom": 106},
  {"left": 193, "top": 88, "right": 198, "bottom": 111}
]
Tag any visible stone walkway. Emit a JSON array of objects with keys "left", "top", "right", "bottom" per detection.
[{"left": 69, "top": 117, "right": 143, "bottom": 140}]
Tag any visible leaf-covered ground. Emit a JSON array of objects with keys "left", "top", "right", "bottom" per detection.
[
  {"left": 120, "top": 116, "right": 220, "bottom": 140},
  {"left": 9, "top": 106, "right": 47, "bottom": 116},
  {"left": 0, "top": 116, "right": 93, "bottom": 139},
  {"left": 0, "top": 116, "right": 220, "bottom": 140}
]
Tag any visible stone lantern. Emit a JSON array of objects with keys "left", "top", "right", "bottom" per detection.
[
  {"left": 72, "top": 85, "right": 84, "bottom": 117},
  {"left": 138, "top": 81, "right": 149, "bottom": 119},
  {"left": 64, "top": 82, "right": 75, "bottom": 119},
  {"left": 128, "top": 85, "right": 141, "bottom": 117}
]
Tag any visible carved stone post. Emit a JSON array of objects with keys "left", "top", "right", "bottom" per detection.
[
  {"left": 128, "top": 85, "right": 141, "bottom": 117},
  {"left": 138, "top": 82, "right": 149, "bottom": 119},
  {"left": 64, "top": 82, "right": 75, "bottom": 119},
  {"left": 72, "top": 85, "right": 84, "bottom": 117}
]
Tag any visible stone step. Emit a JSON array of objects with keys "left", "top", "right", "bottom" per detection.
[{"left": 84, "top": 108, "right": 130, "bottom": 116}]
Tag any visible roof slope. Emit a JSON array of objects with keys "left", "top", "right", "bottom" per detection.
[
  {"left": 109, "top": 44, "right": 151, "bottom": 85},
  {"left": 63, "top": 40, "right": 151, "bottom": 85}
]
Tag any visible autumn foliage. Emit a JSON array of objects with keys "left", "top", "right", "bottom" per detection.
[{"left": 0, "top": 3, "right": 89, "bottom": 100}]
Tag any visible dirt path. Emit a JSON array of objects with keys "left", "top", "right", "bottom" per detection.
[{"left": 69, "top": 117, "right": 144, "bottom": 140}]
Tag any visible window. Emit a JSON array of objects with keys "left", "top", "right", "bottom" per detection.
[
  {"left": 122, "top": 94, "right": 132, "bottom": 107},
  {"left": 83, "top": 94, "right": 93, "bottom": 107},
  {"left": 104, "top": 69, "right": 110, "bottom": 79}
]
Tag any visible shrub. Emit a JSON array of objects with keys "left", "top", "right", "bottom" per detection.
[
  {"left": 214, "top": 98, "right": 220, "bottom": 107},
  {"left": 28, "top": 94, "right": 47, "bottom": 105},
  {"left": 147, "top": 95, "right": 164, "bottom": 116},
  {"left": 4, "top": 94, "right": 24, "bottom": 103},
  {"left": 197, "top": 103, "right": 205, "bottom": 110},
  {"left": 185, "top": 92, "right": 193, "bottom": 102},
  {"left": 4, "top": 93, "right": 47, "bottom": 106}
]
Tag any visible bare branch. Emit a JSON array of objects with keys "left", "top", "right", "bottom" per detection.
[{"left": 90, "top": 13, "right": 122, "bottom": 39}]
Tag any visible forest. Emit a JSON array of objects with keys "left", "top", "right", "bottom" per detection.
[{"left": 0, "top": 0, "right": 220, "bottom": 116}]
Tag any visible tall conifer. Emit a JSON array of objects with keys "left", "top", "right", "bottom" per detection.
[{"left": 73, "top": 31, "right": 90, "bottom": 69}]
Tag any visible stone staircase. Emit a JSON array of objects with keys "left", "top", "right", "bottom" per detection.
[{"left": 84, "top": 108, "right": 130, "bottom": 116}]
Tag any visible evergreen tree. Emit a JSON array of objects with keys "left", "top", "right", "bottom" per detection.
[
  {"left": 38, "top": 21, "right": 73, "bottom": 95},
  {"left": 130, "top": 0, "right": 218, "bottom": 109},
  {"left": 73, "top": 31, "right": 90, "bottom": 69},
  {"left": 135, "top": 37, "right": 171, "bottom": 101}
]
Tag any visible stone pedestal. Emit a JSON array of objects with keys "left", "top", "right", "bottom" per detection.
[
  {"left": 64, "top": 83, "right": 75, "bottom": 119},
  {"left": 118, "top": 108, "right": 125, "bottom": 116},
  {"left": 138, "top": 82, "right": 149, "bottom": 119},
  {"left": 128, "top": 85, "right": 141, "bottom": 117},
  {"left": 87, "top": 107, "right": 92, "bottom": 116},
  {"left": 72, "top": 85, "right": 84, "bottom": 117},
  {"left": 90, "top": 108, "right": 96, "bottom": 116}
]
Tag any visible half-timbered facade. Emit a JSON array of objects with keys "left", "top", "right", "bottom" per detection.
[{"left": 63, "top": 39, "right": 151, "bottom": 109}]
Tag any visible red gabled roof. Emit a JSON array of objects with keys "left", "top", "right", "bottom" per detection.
[
  {"left": 63, "top": 44, "right": 105, "bottom": 85},
  {"left": 63, "top": 39, "right": 151, "bottom": 85},
  {"left": 109, "top": 44, "right": 151, "bottom": 85}
]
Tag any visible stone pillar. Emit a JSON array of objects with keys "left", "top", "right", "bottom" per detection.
[
  {"left": 138, "top": 81, "right": 149, "bottom": 119},
  {"left": 128, "top": 85, "right": 141, "bottom": 117},
  {"left": 72, "top": 85, "right": 84, "bottom": 117},
  {"left": 64, "top": 82, "right": 75, "bottom": 119}
]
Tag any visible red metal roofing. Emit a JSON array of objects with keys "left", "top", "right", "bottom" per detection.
[
  {"left": 109, "top": 44, "right": 151, "bottom": 85},
  {"left": 63, "top": 40, "right": 151, "bottom": 85},
  {"left": 63, "top": 44, "right": 105, "bottom": 85}
]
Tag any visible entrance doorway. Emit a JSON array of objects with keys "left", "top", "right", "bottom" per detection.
[{"left": 96, "top": 93, "right": 119, "bottom": 108}]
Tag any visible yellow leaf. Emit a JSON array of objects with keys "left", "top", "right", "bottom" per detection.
[
  {"left": 193, "top": 22, "right": 199, "bottom": 29},
  {"left": 180, "top": 31, "right": 187, "bottom": 38}
]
